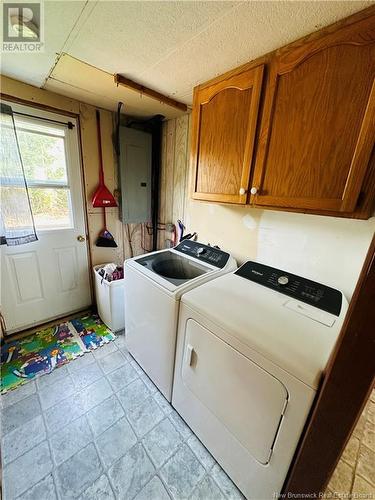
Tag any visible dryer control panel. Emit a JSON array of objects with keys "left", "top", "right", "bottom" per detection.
[
  {"left": 175, "top": 240, "right": 230, "bottom": 269},
  {"left": 235, "top": 261, "right": 342, "bottom": 316}
]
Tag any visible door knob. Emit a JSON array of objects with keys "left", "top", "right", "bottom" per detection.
[
  {"left": 250, "top": 187, "right": 258, "bottom": 195},
  {"left": 77, "top": 235, "right": 85, "bottom": 242},
  {"left": 239, "top": 187, "right": 246, "bottom": 195}
]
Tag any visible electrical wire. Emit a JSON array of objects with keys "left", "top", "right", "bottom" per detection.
[
  {"left": 139, "top": 223, "right": 150, "bottom": 252},
  {"left": 125, "top": 224, "right": 137, "bottom": 258},
  {"left": 146, "top": 222, "right": 166, "bottom": 231},
  {"left": 128, "top": 221, "right": 173, "bottom": 253}
]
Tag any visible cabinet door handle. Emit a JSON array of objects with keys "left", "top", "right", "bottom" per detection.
[
  {"left": 185, "top": 344, "right": 194, "bottom": 366},
  {"left": 250, "top": 187, "right": 258, "bottom": 195},
  {"left": 239, "top": 187, "right": 246, "bottom": 195}
]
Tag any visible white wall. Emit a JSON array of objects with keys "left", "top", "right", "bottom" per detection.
[{"left": 185, "top": 200, "right": 375, "bottom": 301}]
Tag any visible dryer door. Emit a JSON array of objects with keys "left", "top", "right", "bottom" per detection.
[{"left": 181, "top": 319, "right": 288, "bottom": 464}]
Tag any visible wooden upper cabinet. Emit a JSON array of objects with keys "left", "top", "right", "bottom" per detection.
[
  {"left": 251, "top": 16, "right": 375, "bottom": 213},
  {"left": 191, "top": 65, "right": 264, "bottom": 204}
]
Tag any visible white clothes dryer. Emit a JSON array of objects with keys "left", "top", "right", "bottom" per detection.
[{"left": 172, "top": 261, "right": 348, "bottom": 499}]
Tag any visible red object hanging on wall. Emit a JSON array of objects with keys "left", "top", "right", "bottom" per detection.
[{"left": 92, "top": 110, "right": 117, "bottom": 208}]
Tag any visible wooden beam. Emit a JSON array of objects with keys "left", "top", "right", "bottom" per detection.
[
  {"left": 283, "top": 233, "right": 375, "bottom": 494},
  {"left": 114, "top": 74, "right": 188, "bottom": 112}
]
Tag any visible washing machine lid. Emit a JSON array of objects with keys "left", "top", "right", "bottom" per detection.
[
  {"left": 127, "top": 240, "right": 235, "bottom": 294},
  {"left": 135, "top": 251, "right": 211, "bottom": 286},
  {"left": 181, "top": 261, "right": 348, "bottom": 389}
]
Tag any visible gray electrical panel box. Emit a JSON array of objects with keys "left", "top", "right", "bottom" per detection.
[{"left": 119, "top": 127, "right": 152, "bottom": 223}]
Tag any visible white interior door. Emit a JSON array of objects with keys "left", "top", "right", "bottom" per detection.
[{"left": 1, "top": 103, "right": 91, "bottom": 334}]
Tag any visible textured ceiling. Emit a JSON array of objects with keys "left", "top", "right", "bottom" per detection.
[
  {"left": 65, "top": 0, "right": 373, "bottom": 104},
  {"left": 1, "top": 0, "right": 372, "bottom": 116}
]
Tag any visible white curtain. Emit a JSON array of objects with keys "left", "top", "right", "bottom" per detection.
[{"left": 0, "top": 103, "right": 37, "bottom": 245}]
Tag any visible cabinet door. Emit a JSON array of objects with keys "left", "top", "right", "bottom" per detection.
[
  {"left": 191, "top": 65, "right": 264, "bottom": 204},
  {"left": 251, "top": 17, "right": 375, "bottom": 213}
]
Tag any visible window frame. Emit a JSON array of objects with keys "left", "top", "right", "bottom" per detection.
[{"left": 2, "top": 103, "right": 78, "bottom": 233}]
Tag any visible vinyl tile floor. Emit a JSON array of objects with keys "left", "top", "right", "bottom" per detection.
[{"left": 1, "top": 332, "right": 244, "bottom": 500}]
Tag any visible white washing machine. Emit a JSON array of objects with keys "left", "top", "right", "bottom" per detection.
[
  {"left": 172, "top": 261, "right": 348, "bottom": 499},
  {"left": 124, "top": 240, "right": 236, "bottom": 401}
]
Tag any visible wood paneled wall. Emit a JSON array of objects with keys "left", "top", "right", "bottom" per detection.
[{"left": 157, "top": 114, "right": 191, "bottom": 249}]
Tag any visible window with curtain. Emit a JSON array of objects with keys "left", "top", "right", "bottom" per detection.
[{"left": 0, "top": 103, "right": 38, "bottom": 246}]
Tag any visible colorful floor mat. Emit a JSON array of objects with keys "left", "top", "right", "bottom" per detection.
[{"left": 1, "top": 313, "right": 115, "bottom": 394}]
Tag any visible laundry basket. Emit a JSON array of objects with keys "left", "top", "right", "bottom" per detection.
[{"left": 94, "top": 265, "right": 125, "bottom": 332}]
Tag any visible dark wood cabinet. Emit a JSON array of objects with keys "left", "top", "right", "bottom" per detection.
[
  {"left": 190, "top": 65, "right": 264, "bottom": 204},
  {"left": 190, "top": 8, "right": 375, "bottom": 219}
]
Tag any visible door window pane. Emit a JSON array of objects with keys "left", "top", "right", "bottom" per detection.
[
  {"left": 14, "top": 118, "right": 74, "bottom": 230},
  {"left": 17, "top": 129, "right": 67, "bottom": 183},
  {"left": 28, "top": 188, "right": 73, "bottom": 230}
]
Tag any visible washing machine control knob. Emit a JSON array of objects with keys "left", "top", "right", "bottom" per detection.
[
  {"left": 196, "top": 247, "right": 206, "bottom": 256},
  {"left": 277, "top": 276, "right": 289, "bottom": 286}
]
